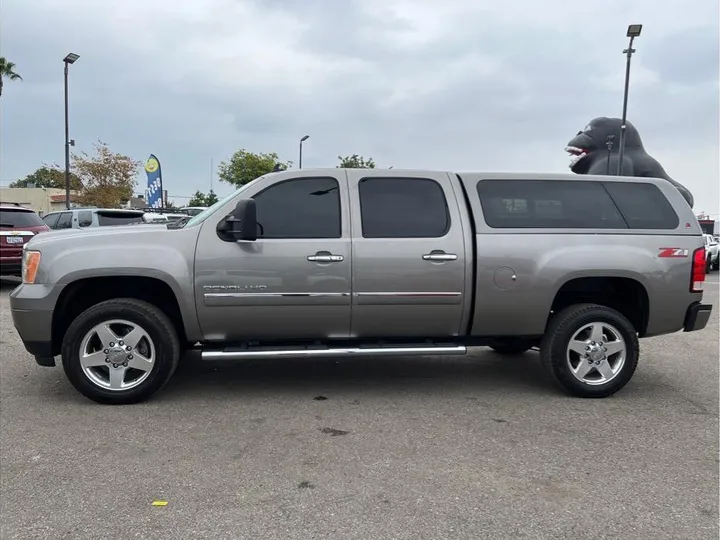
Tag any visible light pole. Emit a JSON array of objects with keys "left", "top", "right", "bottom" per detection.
[
  {"left": 299, "top": 135, "right": 309, "bottom": 169},
  {"left": 63, "top": 53, "right": 79, "bottom": 209},
  {"left": 617, "top": 24, "right": 642, "bottom": 176}
]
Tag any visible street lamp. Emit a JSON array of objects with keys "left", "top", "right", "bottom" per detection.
[
  {"left": 299, "top": 135, "right": 309, "bottom": 169},
  {"left": 617, "top": 24, "right": 642, "bottom": 176},
  {"left": 63, "top": 53, "right": 79, "bottom": 209}
]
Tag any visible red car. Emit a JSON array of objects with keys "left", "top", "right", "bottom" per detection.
[{"left": 0, "top": 203, "right": 51, "bottom": 277}]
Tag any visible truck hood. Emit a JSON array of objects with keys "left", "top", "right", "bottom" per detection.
[{"left": 27, "top": 224, "right": 171, "bottom": 248}]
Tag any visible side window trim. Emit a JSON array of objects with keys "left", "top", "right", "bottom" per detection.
[
  {"left": 357, "top": 176, "right": 452, "bottom": 238},
  {"left": 251, "top": 176, "right": 342, "bottom": 239}
]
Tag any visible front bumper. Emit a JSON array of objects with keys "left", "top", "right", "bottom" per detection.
[
  {"left": 10, "top": 283, "right": 61, "bottom": 367},
  {"left": 683, "top": 302, "right": 712, "bottom": 332}
]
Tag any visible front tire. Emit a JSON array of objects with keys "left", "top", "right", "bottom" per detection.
[
  {"left": 540, "top": 303, "right": 639, "bottom": 398},
  {"left": 61, "top": 298, "right": 180, "bottom": 404}
]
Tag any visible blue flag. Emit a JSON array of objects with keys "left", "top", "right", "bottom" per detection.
[{"left": 144, "top": 154, "right": 163, "bottom": 208}]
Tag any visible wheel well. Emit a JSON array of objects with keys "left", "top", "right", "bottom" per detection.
[
  {"left": 549, "top": 277, "right": 649, "bottom": 336},
  {"left": 52, "top": 276, "right": 186, "bottom": 355}
]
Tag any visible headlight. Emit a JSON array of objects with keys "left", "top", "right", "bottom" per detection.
[{"left": 22, "top": 249, "right": 41, "bottom": 284}]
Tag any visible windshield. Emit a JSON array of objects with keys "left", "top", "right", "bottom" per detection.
[{"left": 183, "top": 176, "right": 264, "bottom": 228}]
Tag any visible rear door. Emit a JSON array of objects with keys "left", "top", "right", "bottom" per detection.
[{"left": 346, "top": 170, "right": 469, "bottom": 338}]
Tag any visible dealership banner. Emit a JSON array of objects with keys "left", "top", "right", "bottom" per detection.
[{"left": 144, "top": 154, "right": 163, "bottom": 209}]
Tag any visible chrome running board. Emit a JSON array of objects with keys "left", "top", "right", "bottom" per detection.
[{"left": 201, "top": 344, "right": 467, "bottom": 361}]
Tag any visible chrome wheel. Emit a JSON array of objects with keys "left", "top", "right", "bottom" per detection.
[
  {"left": 78, "top": 319, "right": 156, "bottom": 391},
  {"left": 565, "top": 321, "right": 626, "bottom": 386}
]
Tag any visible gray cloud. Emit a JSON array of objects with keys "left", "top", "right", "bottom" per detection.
[
  {"left": 0, "top": 0, "right": 717, "bottom": 212},
  {"left": 644, "top": 24, "right": 719, "bottom": 85}
]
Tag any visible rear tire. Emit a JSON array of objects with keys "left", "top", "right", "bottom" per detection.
[
  {"left": 487, "top": 338, "right": 534, "bottom": 355},
  {"left": 706, "top": 257, "right": 712, "bottom": 274},
  {"left": 61, "top": 298, "right": 180, "bottom": 405},
  {"left": 540, "top": 303, "right": 639, "bottom": 398}
]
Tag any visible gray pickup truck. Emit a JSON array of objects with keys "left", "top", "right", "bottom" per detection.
[{"left": 10, "top": 169, "right": 713, "bottom": 404}]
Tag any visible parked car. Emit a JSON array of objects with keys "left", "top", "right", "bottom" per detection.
[
  {"left": 10, "top": 170, "right": 713, "bottom": 404},
  {"left": 141, "top": 209, "right": 190, "bottom": 223},
  {"left": 0, "top": 203, "right": 50, "bottom": 276},
  {"left": 42, "top": 208, "right": 146, "bottom": 229},
  {"left": 704, "top": 234, "right": 719, "bottom": 272},
  {"left": 142, "top": 212, "right": 169, "bottom": 224},
  {"left": 179, "top": 206, "right": 208, "bottom": 217},
  {"left": 161, "top": 213, "right": 189, "bottom": 223}
]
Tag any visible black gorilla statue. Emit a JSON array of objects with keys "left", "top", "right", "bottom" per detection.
[{"left": 565, "top": 117, "right": 694, "bottom": 208}]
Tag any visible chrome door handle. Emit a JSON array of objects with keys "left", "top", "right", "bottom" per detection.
[
  {"left": 308, "top": 253, "right": 344, "bottom": 263},
  {"left": 422, "top": 252, "right": 458, "bottom": 261}
]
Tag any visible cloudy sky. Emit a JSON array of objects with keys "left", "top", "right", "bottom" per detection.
[{"left": 1, "top": 0, "right": 718, "bottom": 215}]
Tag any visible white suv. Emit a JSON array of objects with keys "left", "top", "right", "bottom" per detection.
[{"left": 704, "top": 234, "right": 719, "bottom": 272}]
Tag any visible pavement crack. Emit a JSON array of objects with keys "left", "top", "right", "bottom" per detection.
[{"left": 320, "top": 427, "right": 349, "bottom": 436}]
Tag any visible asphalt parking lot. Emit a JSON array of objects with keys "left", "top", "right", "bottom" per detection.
[{"left": 1, "top": 276, "right": 718, "bottom": 540}]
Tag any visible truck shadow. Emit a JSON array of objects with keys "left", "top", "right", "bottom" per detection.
[
  {"left": 0, "top": 277, "right": 21, "bottom": 292},
  {"left": 160, "top": 349, "right": 556, "bottom": 400}
]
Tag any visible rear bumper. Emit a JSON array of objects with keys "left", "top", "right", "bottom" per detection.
[{"left": 683, "top": 302, "right": 712, "bottom": 332}]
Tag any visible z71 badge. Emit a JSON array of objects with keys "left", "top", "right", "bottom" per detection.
[{"left": 657, "top": 248, "right": 689, "bottom": 258}]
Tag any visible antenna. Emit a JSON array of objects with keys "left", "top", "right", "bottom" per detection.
[
  {"left": 605, "top": 135, "right": 615, "bottom": 176},
  {"left": 210, "top": 158, "right": 213, "bottom": 191}
]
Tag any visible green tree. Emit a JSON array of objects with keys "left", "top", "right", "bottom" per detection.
[
  {"left": 187, "top": 190, "right": 219, "bottom": 207},
  {"left": 0, "top": 57, "right": 22, "bottom": 97},
  {"left": 72, "top": 140, "right": 140, "bottom": 208},
  {"left": 337, "top": 154, "right": 376, "bottom": 169},
  {"left": 218, "top": 149, "right": 292, "bottom": 188},
  {"left": 10, "top": 166, "right": 83, "bottom": 191}
]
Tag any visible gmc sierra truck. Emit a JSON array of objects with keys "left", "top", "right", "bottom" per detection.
[{"left": 10, "top": 169, "right": 713, "bottom": 404}]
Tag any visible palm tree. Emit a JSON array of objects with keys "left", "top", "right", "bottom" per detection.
[{"left": 0, "top": 57, "right": 23, "bottom": 97}]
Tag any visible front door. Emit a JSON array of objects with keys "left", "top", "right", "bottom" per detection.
[
  {"left": 194, "top": 171, "right": 352, "bottom": 342},
  {"left": 346, "top": 170, "right": 469, "bottom": 338}
]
